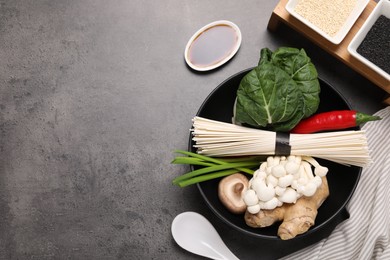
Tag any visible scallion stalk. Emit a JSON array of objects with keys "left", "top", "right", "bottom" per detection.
[
  {"left": 176, "top": 169, "right": 238, "bottom": 187},
  {"left": 171, "top": 150, "right": 262, "bottom": 187}
]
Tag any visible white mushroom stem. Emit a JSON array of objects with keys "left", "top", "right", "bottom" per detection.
[
  {"left": 315, "top": 166, "right": 328, "bottom": 177},
  {"left": 302, "top": 156, "right": 320, "bottom": 167},
  {"left": 294, "top": 156, "right": 302, "bottom": 165},
  {"left": 313, "top": 175, "right": 323, "bottom": 187},
  {"left": 300, "top": 161, "right": 318, "bottom": 197},
  {"left": 302, "top": 161, "right": 314, "bottom": 180},
  {"left": 297, "top": 165, "right": 305, "bottom": 179},
  {"left": 302, "top": 157, "right": 329, "bottom": 176},
  {"left": 297, "top": 165, "right": 308, "bottom": 185}
]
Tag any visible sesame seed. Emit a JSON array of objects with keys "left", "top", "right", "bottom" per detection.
[{"left": 294, "top": 0, "right": 357, "bottom": 37}]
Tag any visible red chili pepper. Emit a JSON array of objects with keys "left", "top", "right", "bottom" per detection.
[{"left": 291, "top": 110, "right": 381, "bottom": 134}]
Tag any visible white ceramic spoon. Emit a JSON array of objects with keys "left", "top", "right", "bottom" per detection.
[{"left": 171, "top": 211, "right": 239, "bottom": 260}]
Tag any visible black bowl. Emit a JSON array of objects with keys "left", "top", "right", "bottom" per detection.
[{"left": 189, "top": 68, "right": 361, "bottom": 248}]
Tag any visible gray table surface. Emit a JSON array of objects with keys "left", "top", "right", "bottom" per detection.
[{"left": 0, "top": 1, "right": 387, "bottom": 259}]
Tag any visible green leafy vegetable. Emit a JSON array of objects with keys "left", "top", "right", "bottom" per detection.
[
  {"left": 234, "top": 47, "right": 320, "bottom": 132},
  {"left": 270, "top": 47, "right": 320, "bottom": 118}
]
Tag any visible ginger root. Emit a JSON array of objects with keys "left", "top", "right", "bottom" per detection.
[{"left": 245, "top": 177, "right": 329, "bottom": 240}]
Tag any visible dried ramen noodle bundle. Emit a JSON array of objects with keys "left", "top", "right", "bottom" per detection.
[{"left": 191, "top": 117, "right": 371, "bottom": 167}]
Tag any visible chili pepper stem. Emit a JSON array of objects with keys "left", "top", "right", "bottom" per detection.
[{"left": 355, "top": 112, "right": 381, "bottom": 125}]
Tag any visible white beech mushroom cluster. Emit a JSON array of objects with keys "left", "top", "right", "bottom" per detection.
[{"left": 243, "top": 155, "right": 328, "bottom": 214}]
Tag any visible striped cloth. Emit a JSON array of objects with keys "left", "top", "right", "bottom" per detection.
[{"left": 283, "top": 106, "right": 390, "bottom": 260}]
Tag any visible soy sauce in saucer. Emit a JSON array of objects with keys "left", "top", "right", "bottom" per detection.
[{"left": 184, "top": 21, "right": 241, "bottom": 71}]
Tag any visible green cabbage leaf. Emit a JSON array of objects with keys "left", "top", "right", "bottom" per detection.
[{"left": 234, "top": 47, "right": 320, "bottom": 132}]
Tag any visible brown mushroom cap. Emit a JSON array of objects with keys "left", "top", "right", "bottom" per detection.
[{"left": 218, "top": 173, "right": 249, "bottom": 214}]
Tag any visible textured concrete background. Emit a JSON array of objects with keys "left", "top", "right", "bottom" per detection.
[{"left": 0, "top": 0, "right": 386, "bottom": 259}]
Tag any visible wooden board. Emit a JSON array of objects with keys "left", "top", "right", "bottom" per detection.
[{"left": 268, "top": 0, "right": 390, "bottom": 105}]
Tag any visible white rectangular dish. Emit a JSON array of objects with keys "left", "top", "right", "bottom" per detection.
[
  {"left": 286, "top": 0, "right": 370, "bottom": 44},
  {"left": 348, "top": 0, "right": 390, "bottom": 82}
]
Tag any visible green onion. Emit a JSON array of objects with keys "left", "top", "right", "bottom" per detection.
[
  {"left": 176, "top": 169, "right": 238, "bottom": 187},
  {"left": 171, "top": 150, "right": 262, "bottom": 187},
  {"left": 172, "top": 161, "right": 259, "bottom": 184},
  {"left": 171, "top": 157, "right": 215, "bottom": 167}
]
